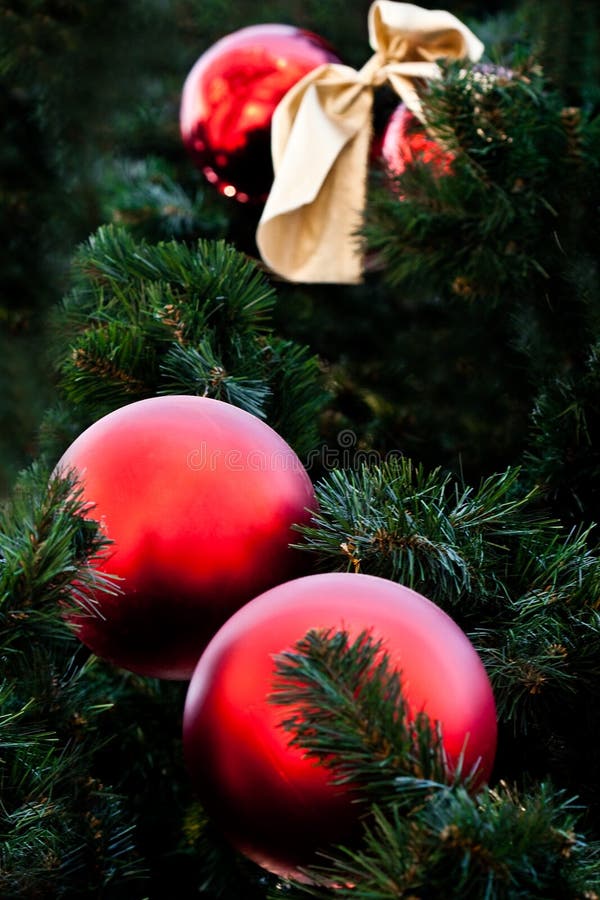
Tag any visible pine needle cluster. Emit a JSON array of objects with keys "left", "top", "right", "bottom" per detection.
[
  {"left": 42, "top": 225, "right": 326, "bottom": 462},
  {"left": 0, "top": 465, "right": 143, "bottom": 896},
  {"left": 295, "top": 458, "right": 600, "bottom": 833},
  {"left": 269, "top": 629, "right": 600, "bottom": 899}
]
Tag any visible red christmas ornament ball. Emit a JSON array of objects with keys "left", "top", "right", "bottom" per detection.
[
  {"left": 56, "top": 396, "right": 316, "bottom": 680},
  {"left": 183, "top": 572, "right": 497, "bottom": 877},
  {"left": 180, "top": 24, "right": 341, "bottom": 203},
  {"left": 378, "top": 103, "right": 455, "bottom": 180}
]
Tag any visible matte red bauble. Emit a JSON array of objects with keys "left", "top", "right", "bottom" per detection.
[
  {"left": 180, "top": 24, "right": 341, "bottom": 203},
  {"left": 379, "top": 103, "right": 455, "bottom": 180},
  {"left": 56, "top": 396, "right": 316, "bottom": 680},
  {"left": 183, "top": 573, "right": 497, "bottom": 877}
]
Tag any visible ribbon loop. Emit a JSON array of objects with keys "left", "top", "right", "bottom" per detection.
[{"left": 256, "top": 2, "right": 484, "bottom": 284}]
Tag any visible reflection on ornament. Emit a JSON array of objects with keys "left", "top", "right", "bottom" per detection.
[
  {"left": 56, "top": 396, "right": 316, "bottom": 680},
  {"left": 180, "top": 25, "right": 341, "bottom": 203},
  {"left": 380, "top": 103, "right": 455, "bottom": 180},
  {"left": 183, "top": 573, "right": 497, "bottom": 877}
]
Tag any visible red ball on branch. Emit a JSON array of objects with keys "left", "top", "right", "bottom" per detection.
[
  {"left": 375, "top": 102, "right": 455, "bottom": 182},
  {"left": 183, "top": 572, "right": 497, "bottom": 877},
  {"left": 180, "top": 24, "right": 341, "bottom": 203},
  {"left": 56, "top": 396, "right": 316, "bottom": 679}
]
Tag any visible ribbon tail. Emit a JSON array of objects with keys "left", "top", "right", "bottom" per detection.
[{"left": 257, "top": 74, "right": 373, "bottom": 284}]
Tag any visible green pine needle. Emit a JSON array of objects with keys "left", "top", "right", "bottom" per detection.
[
  {"left": 295, "top": 459, "right": 544, "bottom": 611},
  {"left": 271, "top": 628, "right": 456, "bottom": 806}
]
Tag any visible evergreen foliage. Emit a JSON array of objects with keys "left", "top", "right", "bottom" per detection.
[
  {"left": 1, "top": 0, "right": 600, "bottom": 895},
  {"left": 525, "top": 342, "right": 600, "bottom": 527},
  {"left": 367, "top": 61, "right": 599, "bottom": 315},
  {"left": 295, "top": 461, "right": 541, "bottom": 608},
  {"left": 0, "top": 0, "right": 190, "bottom": 491},
  {"left": 297, "top": 459, "right": 600, "bottom": 831},
  {"left": 353, "top": 56, "right": 599, "bottom": 480},
  {"left": 269, "top": 630, "right": 600, "bottom": 898},
  {"left": 272, "top": 629, "right": 452, "bottom": 800},
  {"left": 99, "top": 158, "right": 229, "bottom": 244},
  {"left": 41, "top": 225, "right": 326, "bottom": 461},
  {"left": 521, "top": 0, "right": 600, "bottom": 108},
  {"left": 0, "top": 466, "right": 142, "bottom": 896},
  {"left": 0, "top": 465, "right": 262, "bottom": 897}
]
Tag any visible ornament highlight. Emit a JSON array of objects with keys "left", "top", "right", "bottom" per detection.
[
  {"left": 57, "top": 396, "right": 316, "bottom": 679},
  {"left": 180, "top": 24, "right": 341, "bottom": 203},
  {"left": 378, "top": 102, "right": 455, "bottom": 180},
  {"left": 183, "top": 572, "right": 497, "bottom": 877}
]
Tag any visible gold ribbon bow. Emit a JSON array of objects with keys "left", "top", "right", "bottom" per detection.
[{"left": 256, "top": 1, "right": 484, "bottom": 284}]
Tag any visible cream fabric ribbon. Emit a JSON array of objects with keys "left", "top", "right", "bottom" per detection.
[{"left": 256, "top": 1, "right": 484, "bottom": 284}]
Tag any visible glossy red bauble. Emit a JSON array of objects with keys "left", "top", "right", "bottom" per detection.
[
  {"left": 379, "top": 103, "right": 455, "bottom": 180},
  {"left": 183, "top": 573, "right": 497, "bottom": 877},
  {"left": 56, "top": 396, "right": 316, "bottom": 680},
  {"left": 180, "top": 24, "right": 341, "bottom": 203}
]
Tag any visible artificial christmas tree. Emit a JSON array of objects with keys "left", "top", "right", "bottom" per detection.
[{"left": 1, "top": 0, "right": 600, "bottom": 897}]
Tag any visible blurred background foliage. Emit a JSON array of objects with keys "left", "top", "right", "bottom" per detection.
[{"left": 2, "top": 0, "right": 599, "bottom": 495}]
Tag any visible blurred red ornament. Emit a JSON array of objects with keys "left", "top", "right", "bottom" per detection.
[
  {"left": 183, "top": 572, "right": 497, "bottom": 877},
  {"left": 180, "top": 25, "right": 341, "bottom": 203},
  {"left": 378, "top": 103, "right": 455, "bottom": 180},
  {"left": 57, "top": 396, "right": 316, "bottom": 680}
]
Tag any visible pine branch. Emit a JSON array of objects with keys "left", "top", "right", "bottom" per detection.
[
  {"left": 474, "top": 527, "right": 600, "bottom": 732},
  {"left": 524, "top": 341, "right": 600, "bottom": 526},
  {"left": 100, "top": 156, "right": 229, "bottom": 242},
  {"left": 160, "top": 341, "right": 272, "bottom": 421},
  {"left": 295, "top": 459, "right": 544, "bottom": 614},
  {"left": 0, "top": 465, "right": 148, "bottom": 895},
  {"left": 0, "top": 463, "right": 117, "bottom": 647},
  {"left": 288, "top": 785, "right": 600, "bottom": 900},
  {"left": 260, "top": 337, "right": 328, "bottom": 460},
  {"left": 269, "top": 631, "right": 600, "bottom": 899},
  {"left": 62, "top": 320, "right": 155, "bottom": 413},
  {"left": 44, "top": 225, "right": 326, "bottom": 459},
  {"left": 271, "top": 629, "right": 457, "bottom": 809},
  {"left": 295, "top": 459, "right": 600, "bottom": 754},
  {"left": 68, "top": 226, "right": 275, "bottom": 332},
  {"left": 179, "top": 803, "right": 279, "bottom": 900},
  {"left": 365, "top": 56, "right": 600, "bottom": 390},
  {"left": 0, "top": 661, "right": 142, "bottom": 890},
  {"left": 366, "top": 59, "right": 559, "bottom": 296}
]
